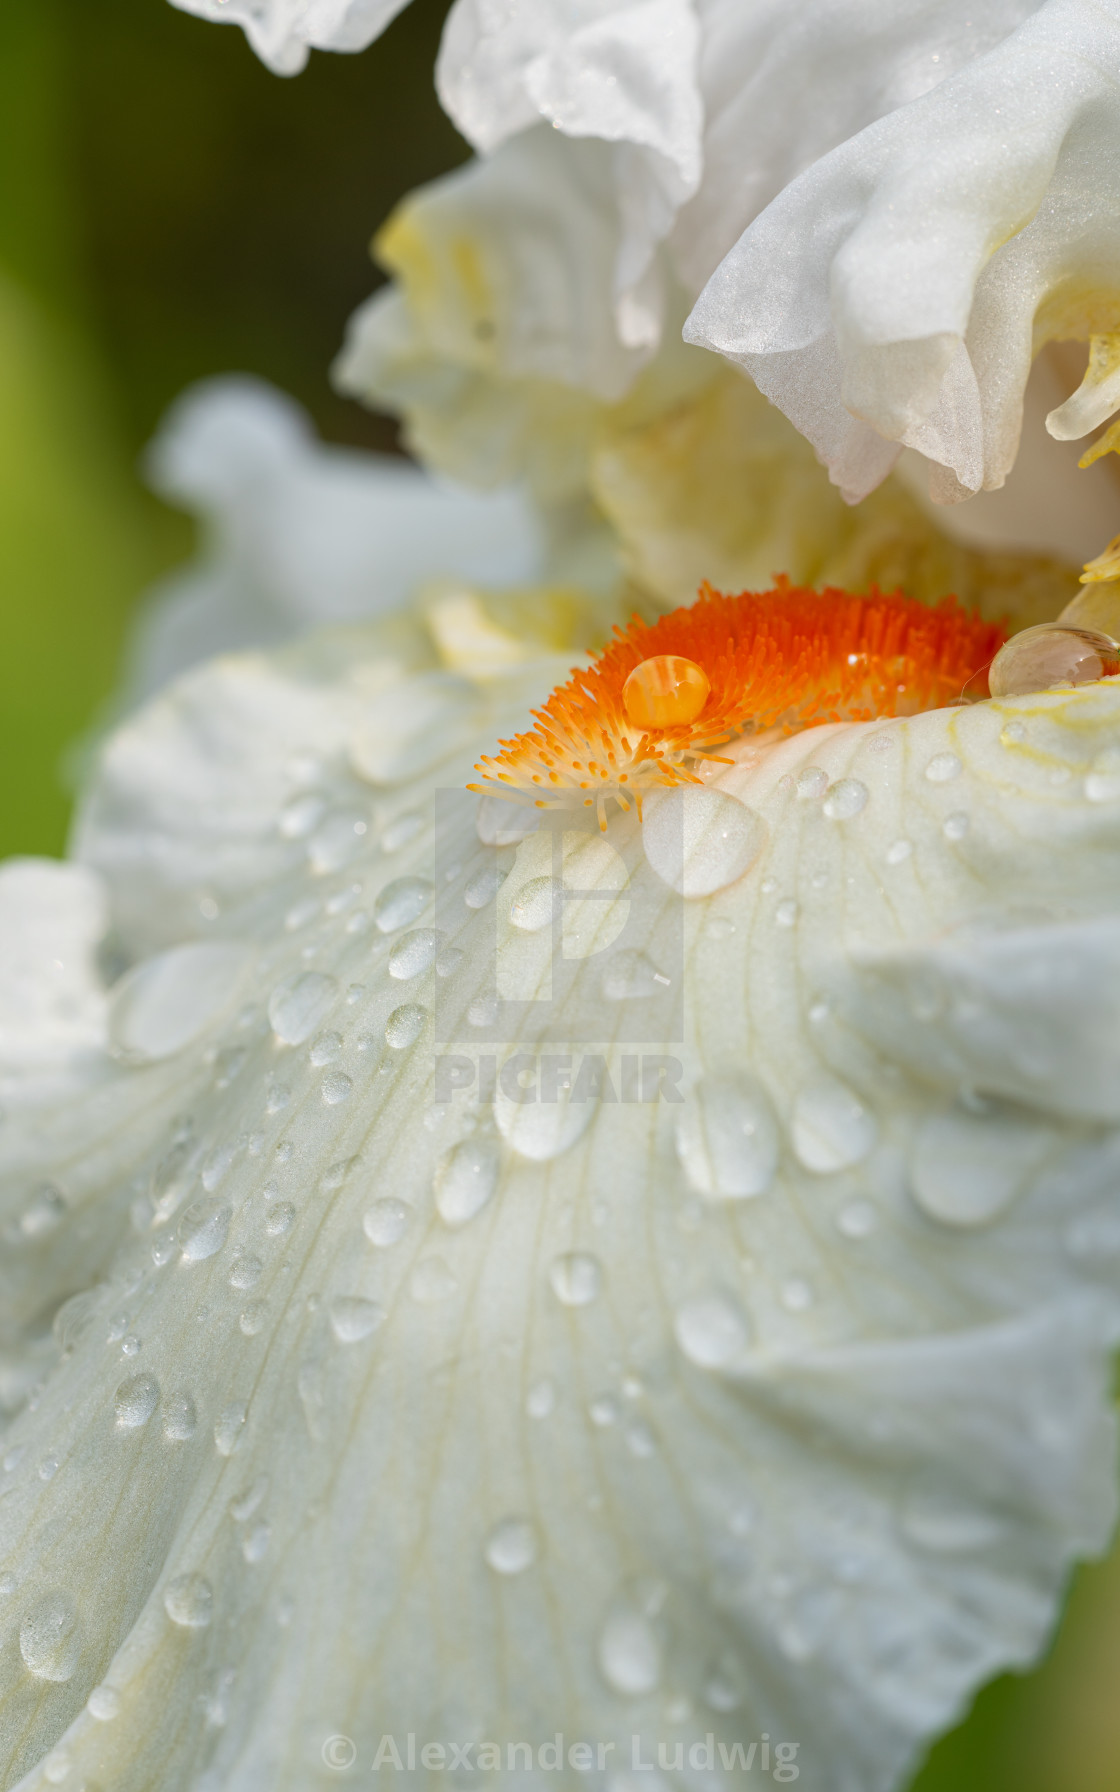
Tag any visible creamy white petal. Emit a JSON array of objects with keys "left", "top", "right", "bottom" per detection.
[
  {"left": 166, "top": 0, "right": 411, "bottom": 75},
  {"left": 686, "top": 0, "right": 1120, "bottom": 501},
  {"left": 1, "top": 620, "right": 1120, "bottom": 1789},
  {"left": 128, "top": 377, "right": 543, "bottom": 702}
]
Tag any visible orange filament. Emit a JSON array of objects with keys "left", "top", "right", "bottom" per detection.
[
  {"left": 469, "top": 579, "right": 1006, "bottom": 829},
  {"left": 623, "top": 655, "right": 711, "bottom": 728}
]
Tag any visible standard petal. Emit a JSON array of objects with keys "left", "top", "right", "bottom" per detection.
[{"left": 2, "top": 619, "right": 1120, "bottom": 1790}]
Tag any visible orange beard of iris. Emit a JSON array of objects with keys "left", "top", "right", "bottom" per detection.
[{"left": 469, "top": 579, "right": 1006, "bottom": 829}]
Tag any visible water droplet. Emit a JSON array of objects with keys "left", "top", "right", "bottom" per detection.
[
  {"left": 495, "top": 1070, "right": 594, "bottom": 1162},
  {"left": 476, "top": 796, "right": 538, "bottom": 846},
  {"left": 775, "top": 897, "right": 798, "bottom": 928},
  {"left": 527, "top": 1377, "right": 556, "bottom": 1419},
  {"left": 363, "top": 1199, "right": 410, "bottom": 1247},
  {"left": 309, "top": 1031, "right": 342, "bottom": 1067},
  {"left": 598, "top": 1608, "right": 662, "bottom": 1697},
  {"left": 484, "top": 1518, "right": 538, "bottom": 1575},
  {"left": 329, "top": 1296, "right": 385, "bottom": 1343},
  {"left": 242, "top": 1522, "right": 271, "bottom": 1564},
  {"left": 279, "top": 792, "right": 326, "bottom": 839},
  {"left": 822, "top": 778, "right": 869, "bottom": 820},
  {"left": 385, "top": 1004, "right": 427, "bottom": 1050},
  {"left": 214, "top": 1401, "right": 247, "bottom": 1457},
  {"left": 642, "top": 788, "right": 767, "bottom": 898},
  {"left": 229, "top": 1254, "right": 263, "bottom": 1292},
  {"left": 925, "top": 752, "right": 962, "bottom": 784},
  {"left": 239, "top": 1302, "right": 268, "bottom": 1337},
  {"left": 674, "top": 1293, "right": 749, "bottom": 1369},
  {"left": 409, "top": 1257, "right": 458, "bottom": 1303},
  {"left": 87, "top": 1684, "right": 121, "bottom": 1722},
  {"left": 791, "top": 1077, "right": 877, "bottom": 1173},
  {"left": 201, "top": 1142, "right": 236, "bottom": 1191},
  {"left": 942, "top": 811, "right": 970, "bottom": 841},
  {"left": 388, "top": 929, "right": 442, "bottom": 980},
  {"left": 988, "top": 624, "right": 1120, "bottom": 698},
  {"left": 1086, "top": 746, "right": 1120, "bottom": 802},
  {"left": 796, "top": 766, "right": 829, "bottom": 799},
  {"left": 268, "top": 972, "right": 338, "bottom": 1046},
  {"left": 309, "top": 811, "right": 368, "bottom": 874},
  {"left": 321, "top": 1071, "right": 353, "bottom": 1105},
  {"left": 602, "top": 949, "right": 664, "bottom": 1000},
  {"left": 266, "top": 1202, "right": 296, "bottom": 1238},
  {"left": 178, "top": 1201, "right": 232, "bottom": 1263},
  {"left": 374, "top": 877, "right": 433, "bottom": 933},
  {"left": 780, "top": 1278, "right": 813, "bottom": 1313},
  {"left": 589, "top": 1394, "right": 620, "bottom": 1427},
  {"left": 163, "top": 1394, "right": 197, "bottom": 1442},
  {"left": 549, "top": 1253, "right": 602, "bottom": 1307},
  {"left": 837, "top": 1201, "right": 877, "bottom": 1239},
  {"left": 468, "top": 992, "right": 500, "bottom": 1027},
  {"left": 435, "top": 1137, "right": 500, "bottom": 1228},
  {"left": 508, "top": 874, "right": 555, "bottom": 932},
  {"left": 20, "top": 1592, "right": 81, "bottom": 1681},
  {"left": 910, "top": 1104, "right": 1053, "bottom": 1227},
  {"left": 18, "top": 1184, "right": 65, "bottom": 1239},
  {"left": 464, "top": 863, "right": 509, "bottom": 909},
  {"left": 675, "top": 1073, "right": 779, "bottom": 1200},
  {"left": 886, "top": 839, "right": 913, "bottom": 865},
  {"left": 38, "top": 1456, "right": 59, "bottom": 1481},
  {"left": 121, "top": 1335, "right": 141, "bottom": 1357},
  {"left": 109, "top": 943, "right": 251, "bottom": 1062},
  {"left": 114, "top": 1373, "right": 159, "bottom": 1430},
  {"left": 164, "top": 1573, "right": 213, "bottom": 1629}
]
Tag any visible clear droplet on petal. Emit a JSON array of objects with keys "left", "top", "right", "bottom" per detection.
[
  {"left": 388, "top": 929, "right": 443, "bottom": 980},
  {"left": 598, "top": 1606, "right": 662, "bottom": 1697},
  {"left": 924, "top": 752, "right": 962, "bottom": 784},
  {"left": 266, "top": 1202, "right": 297, "bottom": 1239},
  {"left": 509, "top": 875, "right": 554, "bottom": 932},
  {"left": 675, "top": 1073, "right": 779, "bottom": 1200},
  {"left": 673, "top": 1293, "right": 749, "bottom": 1369},
  {"left": 643, "top": 788, "right": 767, "bottom": 898},
  {"left": 108, "top": 943, "right": 251, "bottom": 1062},
  {"left": 18, "top": 1184, "right": 66, "bottom": 1238},
  {"left": 795, "top": 766, "right": 829, "bottom": 800},
  {"left": 163, "top": 1573, "right": 213, "bottom": 1629},
  {"left": 163, "top": 1394, "right": 197, "bottom": 1442},
  {"left": 321, "top": 1071, "right": 353, "bottom": 1104},
  {"left": 114, "top": 1373, "right": 160, "bottom": 1430},
  {"left": 214, "top": 1402, "right": 247, "bottom": 1457},
  {"left": 373, "top": 877, "right": 433, "bottom": 934},
  {"left": 987, "top": 624, "right": 1120, "bottom": 698},
  {"left": 385, "top": 1005, "right": 428, "bottom": 1050},
  {"left": 435, "top": 1137, "right": 500, "bottom": 1228},
  {"left": 268, "top": 972, "right": 338, "bottom": 1046},
  {"left": 484, "top": 1517, "right": 538, "bottom": 1575},
  {"left": 363, "top": 1199, "right": 411, "bottom": 1247},
  {"left": 910, "top": 1105, "right": 1053, "bottom": 1227},
  {"left": 178, "top": 1201, "right": 232, "bottom": 1263},
  {"left": 20, "top": 1592, "right": 82, "bottom": 1681},
  {"left": 1086, "top": 746, "right": 1120, "bottom": 802},
  {"left": 329, "top": 1296, "right": 385, "bottom": 1343},
  {"left": 87, "top": 1684, "right": 121, "bottom": 1722},
  {"left": 548, "top": 1252, "right": 602, "bottom": 1307},
  {"left": 526, "top": 1377, "right": 556, "bottom": 1419},
  {"left": 791, "top": 1077, "right": 877, "bottom": 1173},
  {"left": 822, "top": 778, "right": 869, "bottom": 820}
]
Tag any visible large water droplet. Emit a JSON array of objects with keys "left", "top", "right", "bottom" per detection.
[
  {"left": 178, "top": 1200, "right": 232, "bottom": 1263},
  {"left": 269, "top": 972, "right": 338, "bottom": 1045},
  {"left": 484, "top": 1518, "right": 538, "bottom": 1575},
  {"left": 374, "top": 877, "right": 433, "bottom": 934},
  {"left": 509, "top": 876, "right": 554, "bottom": 932},
  {"left": 495, "top": 1069, "right": 594, "bottom": 1162},
  {"left": 114, "top": 1373, "right": 160, "bottom": 1430},
  {"left": 910, "top": 1103, "right": 1054, "bottom": 1227},
  {"left": 822, "top": 778, "right": 868, "bottom": 820},
  {"left": 549, "top": 1252, "right": 602, "bottom": 1307},
  {"left": 329, "top": 1296, "right": 385, "bottom": 1343},
  {"left": 598, "top": 1608, "right": 662, "bottom": 1697},
  {"left": 388, "top": 929, "right": 442, "bottom": 980},
  {"left": 363, "top": 1199, "right": 411, "bottom": 1247},
  {"left": 988, "top": 624, "right": 1120, "bottom": 698},
  {"left": 385, "top": 1004, "right": 428, "bottom": 1050},
  {"left": 674, "top": 1293, "right": 749, "bottom": 1369},
  {"left": 163, "top": 1573, "right": 213, "bottom": 1629},
  {"left": 796, "top": 766, "right": 829, "bottom": 800},
  {"left": 791, "top": 1077, "right": 877, "bottom": 1173},
  {"left": 675, "top": 1073, "right": 779, "bottom": 1199},
  {"left": 435, "top": 1137, "right": 500, "bottom": 1228},
  {"left": 20, "top": 1592, "right": 81, "bottom": 1681},
  {"left": 109, "top": 943, "right": 251, "bottom": 1062},
  {"left": 642, "top": 788, "right": 767, "bottom": 898}
]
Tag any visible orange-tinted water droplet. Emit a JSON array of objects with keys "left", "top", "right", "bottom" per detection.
[
  {"left": 988, "top": 624, "right": 1120, "bottom": 699},
  {"left": 623, "top": 655, "right": 711, "bottom": 729}
]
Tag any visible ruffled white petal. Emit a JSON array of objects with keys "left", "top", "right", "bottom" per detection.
[
  {"left": 685, "top": 0, "right": 1120, "bottom": 502},
  {"left": 128, "top": 378, "right": 543, "bottom": 702},
  {"left": 2, "top": 614, "right": 1120, "bottom": 1790},
  {"left": 166, "top": 0, "right": 411, "bottom": 75}
]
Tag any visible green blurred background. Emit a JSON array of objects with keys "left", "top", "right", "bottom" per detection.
[{"left": 1, "top": 3, "right": 1118, "bottom": 1785}]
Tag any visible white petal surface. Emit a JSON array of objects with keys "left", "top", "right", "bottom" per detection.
[
  {"left": 129, "top": 378, "right": 542, "bottom": 701},
  {"left": 2, "top": 623, "right": 1120, "bottom": 1790},
  {"left": 686, "top": 0, "right": 1120, "bottom": 501},
  {"left": 166, "top": 0, "right": 411, "bottom": 75}
]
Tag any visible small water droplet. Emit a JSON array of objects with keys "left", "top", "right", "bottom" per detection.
[
  {"left": 674, "top": 1293, "right": 749, "bottom": 1369},
  {"left": 822, "top": 777, "right": 869, "bottom": 820},
  {"left": 20, "top": 1592, "right": 81, "bottom": 1681},
  {"left": 38, "top": 1456, "right": 59, "bottom": 1481},
  {"left": 214, "top": 1402, "right": 247, "bottom": 1457},
  {"left": 548, "top": 1252, "right": 602, "bottom": 1307},
  {"left": 266, "top": 1202, "right": 296, "bottom": 1238},
  {"left": 942, "top": 811, "right": 970, "bottom": 841},
  {"left": 780, "top": 1278, "right": 814, "bottom": 1313},
  {"left": 527, "top": 1377, "right": 556, "bottom": 1419},
  {"left": 239, "top": 1302, "right": 268, "bottom": 1337},
  {"left": 363, "top": 1199, "right": 411, "bottom": 1247},
  {"left": 268, "top": 972, "right": 338, "bottom": 1046},
  {"left": 886, "top": 839, "right": 913, "bottom": 865},
  {"left": 163, "top": 1393, "right": 197, "bottom": 1442},
  {"left": 321, "top": 1070, "right": 353, "bottom": 1105},
  {"left": 115, "top": 1373, "right": 159, "bottom": 1430},
  {"left": 329, "top": 1296, "right": 385, "bottom": 1343},
  {"left": 775, "top": 897, "right": 799, "bottom": 928},
  {"left": 374, "top": 876, "right": 433, "bottom": 934},
  {"left": 675, "top": 1073, "right": 779, "bottom": 1200},
  {"left": 837, "top": 1201, "right": 877, "bottom": 1239},
  {"left": 925, "top": 752, "right": 962, "bottom": 784},
  {"left": 279, "top": 793, "right": 326, "bottom": 839},
  {"left": 309, "top": 1031, "right": 342, "bottom": 1066},
  {"left": 178, "top": 1201, "right": 232, "bottom": 1263},
  {"left": 385, "top": 1004, "right": 428, "bottom": 1050},
  {"left": 509, "top": 875, "right": 554, "bottom": 931},
  {"left": 791, "top": 1077, "right": 877, "bottom": 1173},
  {"left": 796, "top": 767, "right": 829, "bottom": 799},
  {"left": 1086, "top": 746, "right": 1120, "bottom": 803},
  {"left": 589, "top": 1394, "right": 620, "bottom": 1427},
  {"left": 435, "top": 1137, "right": 500, "bottom": 1227},
  {"left": 164, "top": 1573, "right": 213, "bottom": 1628},
  {"left": 18, "top": 1184, "right": 66, "bottom": 1239},
  {"left": 409, "top": 1257, "right": 458, "bottom": 1303},
  {"left": 464, "top": 863, "right": 509, "bottom": 909},
  {"left": 242, "top": 1522, "right": 271, "bottom": 1564},
  {"left": 643, "top": 788, "right": 768, "bottom": 898},
  {"left": 484, "top": 1517, "right": 538, "bottom": 1575},
  {"left": 388, "top": 929, "right": 443, "bottom": 980},
  {"left": 88, "top": 1684, "right": 121, "bottom": 1722},
  {"left": 598, "top": 1608, "right": 662, "bottom": 1697},
  {"left": 229, "top": 1254, "right": 263, "bottom": 1292}
]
